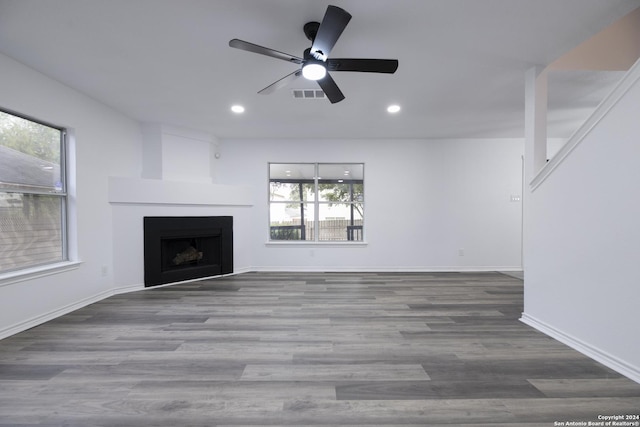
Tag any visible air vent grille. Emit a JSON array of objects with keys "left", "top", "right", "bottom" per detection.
[{"left": 292, "top": 89, "right": 326, "bottom": 99}]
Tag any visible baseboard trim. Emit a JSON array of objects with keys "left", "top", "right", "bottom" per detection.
[
  {"left": 251, "top": 266, "right": 522, "bottom": 273},
  {"left": 112, "top": 284, "right": 144, "bottom": 295},
  {"left": 0, "top": 288, "right": 113, "bottom": 340},
  {"left": 520, "top": 313, "right": 640, "bottom": 384}
]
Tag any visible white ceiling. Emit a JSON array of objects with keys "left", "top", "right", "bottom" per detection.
[{"left": 0, "top": 0, "right": 638, "bottom": 140}]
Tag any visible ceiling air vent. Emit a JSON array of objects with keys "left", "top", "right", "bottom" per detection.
[{"left": 292, "top": 89, "right": 326, "bottom": 99}]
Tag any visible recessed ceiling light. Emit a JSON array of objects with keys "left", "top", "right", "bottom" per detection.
[
  {"left": 231, "top": 105, "right": 245, "bottom": 113},
  {"left": 387, "top": 104, "right": 401, "bottom": 113}
]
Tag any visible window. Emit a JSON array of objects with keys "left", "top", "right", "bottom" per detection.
[
  {"left": 269, "top": 163, "right": 364, "bottom": 242},
  {"left": 0, "top": 109, "right": 67, "bottom": 273}
]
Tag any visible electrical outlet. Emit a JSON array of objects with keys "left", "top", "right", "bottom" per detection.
[
  {"left": 101, "top": 265, "right": 108, "bottom": 276},
  {"left": 458, "top": 249, "right": 465, "bottom": 257}
]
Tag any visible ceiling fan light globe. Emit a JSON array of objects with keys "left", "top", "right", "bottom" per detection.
[{"left": 302, "top": 63, "right": 327, "bottom": 80}]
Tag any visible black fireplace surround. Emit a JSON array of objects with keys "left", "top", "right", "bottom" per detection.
[{"left": 144, "top": 216, "right": 233, "bottom": 287}]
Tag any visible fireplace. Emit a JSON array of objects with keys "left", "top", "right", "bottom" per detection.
[{"left": 144, "top": 216, "right": 233, "bottom": 287}]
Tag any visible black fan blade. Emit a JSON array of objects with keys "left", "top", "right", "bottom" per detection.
[
  {"left": 310, "top": 6, "right": 352, "bottom": 60},
  {"left": 317, "top": 73, "right": 345, "bottom": 104},
  {"left": 327, "top": 58, "right": 399, "bottom": 73},
  {"left": 229, "top": 39, "right": 303, "bottom": 64},
  {"left": 258, "top": 69, "right": 302, "bottom": 94}
]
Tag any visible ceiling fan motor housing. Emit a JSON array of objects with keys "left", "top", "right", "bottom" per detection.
[{"left": 303, "top": 22, "right": 320, "bottom": 42}]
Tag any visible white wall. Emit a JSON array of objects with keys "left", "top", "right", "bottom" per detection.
[
  {"left": 0, "top": 52, "right": 143, "bottom": 336},
  {"left": 523, "top": 64, "right": 640, "bottom": 382},
  {"left": 141, "top": 123, "right": 220, "bottom": 183},
  {"left": 217, "top": 138, "right": 524, "bottom": 271}
]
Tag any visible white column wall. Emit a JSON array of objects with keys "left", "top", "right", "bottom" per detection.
[{"left": 522, "top": 62, "right": 640, "bottom": 382}]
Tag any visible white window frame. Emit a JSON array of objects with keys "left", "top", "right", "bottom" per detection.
[
  {"left": 268, "top": 162, "right": 365, "bottom": 244},
  {"left": 0, "top": 108, "right": 69, "bottom": 276}
]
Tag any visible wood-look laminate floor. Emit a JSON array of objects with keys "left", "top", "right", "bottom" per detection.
[{"left": 1, "top": 272, "right": 639, "bottom": 426}]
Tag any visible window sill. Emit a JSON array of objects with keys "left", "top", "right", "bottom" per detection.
[
  {"left": 265, "top": 241, "right": 368, "bottom": 248},
  {"left": 0, "top": 261, "right": 83, "bottom": 288}
]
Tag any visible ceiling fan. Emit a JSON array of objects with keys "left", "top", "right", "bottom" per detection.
[{"left": 229, "top": 5, "right": 399, "bottom": 104}]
